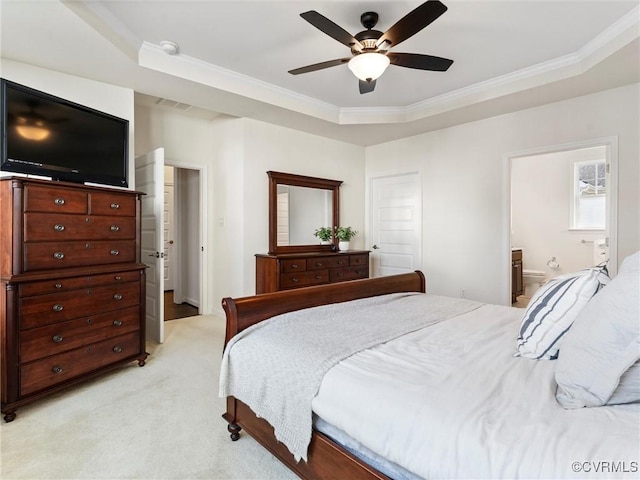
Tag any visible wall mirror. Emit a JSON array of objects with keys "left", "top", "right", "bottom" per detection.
[{"left": 268, "top": 171, "right": 342, "bottom": 254}]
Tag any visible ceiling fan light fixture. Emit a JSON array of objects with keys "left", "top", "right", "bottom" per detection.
[{"left": 348, "top": 52, "right": 390, "bottom": 82}]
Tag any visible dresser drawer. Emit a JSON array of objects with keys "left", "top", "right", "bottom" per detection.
[
  {"left": 24, "top": 185, "right": 88, "bottom": 214},
  {"left": 20, "top": 306, "right": 140, "bottom": 363},
  {"left": 19, "top": 270, "right": 140, "bottom": 297},
  {"left": 329, "top": 266, "right": 369, "bottom": 283},
  {"left": 20, "top": 332, "right": 141, "bottom": 396},
  {"left": 24, "top": 213, "right": 136, "bottom": 242},
  {"left": 349, "top": 254, "right": 369, "bottom": 267},
  {"left": 20, "top": 281, "right": 140, "bottom": 329},
  {"left": 23, "top": 240, "right": 136, "bottom": 271},
  {"left": 90, "top": 191, "right": 136, "bottom": 217},
  {"left": 281, "top": 258, "right": 307, "bottom": 273},
  {"left": 280, "top": 270, "right": 329, "bottom": 289}
]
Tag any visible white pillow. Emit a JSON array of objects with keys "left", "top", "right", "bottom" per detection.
[
  {"left": 555, "top": 251, "right": 640, "bottom": 408},
  {"left": 516, "top": 265, "right": 610, "bottom": 360}
]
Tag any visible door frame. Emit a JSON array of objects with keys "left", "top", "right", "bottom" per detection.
[
  {"left": 165, "top": 158, "right": 209, "bottom": 315},
  {"left": 503, "top": 136, "right": 618, "bottom": 304}
]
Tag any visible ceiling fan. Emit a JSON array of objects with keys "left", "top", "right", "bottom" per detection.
[{"left": 288, "top": 0, "right": 453, "bottom": 94}]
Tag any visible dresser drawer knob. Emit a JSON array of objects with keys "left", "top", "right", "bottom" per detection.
[
  {"left": 291, "top": 264, "right": 299, "bottom": 269},
  {"left": 53, "top": 224, "right": 65, "bottom": 232},
  {"left": 53, "top": 252, "right": 65, "bottom": 260},
  {"left": 113, "top": 319, "right": 123, "bottom": 327},
  {"left": 54, "top": 198, "right": 65, "bottom": 206},
  {"left": 337, "top": 272, "right": 343, "bottom": 277},
  {"left": 110, "top": 249, "right": 119, "bottom": 256},
  {"left": 52, "top": 335, "right": 64, "bottom": 343},
  {"left": 338, "top": 260, "right": 345, "bottom": 265},
  {"left": 291, "top": 277, "right": 298, "bottom": 283},
  {"left": 54, "top": 283, "right": 63, "bottom": 289},
  {"left": 113, "top": 293, "right": 123, "bottom": 300},
  {"left": 52, "top": 304, "right": 63, "bottom": 312},
  {"left": 114, "top": 275, "right": 122, "bottom": 281},
  {"left": 315, "top": 262, "right": 323, "bottom": 267},
  {"left": 110, "top": 203, "right": 120, "bottom": 209},
  {"left": 110, "top": 225, "right": 120, "bottom": 232},
  {"left": 52, "top": 365, "right": 63, "bottom": 374},
  {"left": 86, "top": 318, "right": 93, "bottom": 325},
  {"left": 113, "top": 345, "right": 123, "bottom": 353},
  {"left": 315, "top": 275, "right": 322, "bottom": 280}
]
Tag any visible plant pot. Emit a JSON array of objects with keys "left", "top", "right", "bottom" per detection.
[
  {"left": 320, "top": 240, "right": 331, "bottom": 245},
  {"left": 338, "top": 241, "right": 350, "bottom": 251}
]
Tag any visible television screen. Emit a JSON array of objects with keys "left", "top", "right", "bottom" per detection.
[{"left": 1, "top": 79, "right": 128, "bottom": 187}]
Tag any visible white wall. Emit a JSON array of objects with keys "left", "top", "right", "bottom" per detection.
[
  {"left": 366, "top": 83, "right": 640, "bottom": 305},
  {"left": 511, "top": 146, "right": 608, "bottom": 277},
  {"left": 1, "top": 59, "right": 135, "bottom": 186},
  {"left": 136, "top": 108, "right": 366, "bottom": 313}
]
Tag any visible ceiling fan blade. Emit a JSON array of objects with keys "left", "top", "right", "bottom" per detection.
[
  {"left": 288, "top": 57, "right": 351, "bottom": 75},
  {"left": 388, "top": 52, "right": 453, "bottom": 71},
  {"left": 376, "top": 0, "right": 447, "bottom": 49},
  {"left": 300, "top": 11, "right": 363, "bottom": 52},
  {"left": 359, "top": 79, "right": 376, "bottom": 94}
]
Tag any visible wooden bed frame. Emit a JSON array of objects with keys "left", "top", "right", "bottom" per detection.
[{"left": 221, "top": 271, "right": 426, "bottom": 480}]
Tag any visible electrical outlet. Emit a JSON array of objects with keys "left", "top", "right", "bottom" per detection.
[{"left": 460, "top": 289, "right": 466, "bottom": 298}]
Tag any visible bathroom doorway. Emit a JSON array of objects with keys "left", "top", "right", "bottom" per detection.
[{"left": 508, "top": 138, "right": 618, "bottom": 306}]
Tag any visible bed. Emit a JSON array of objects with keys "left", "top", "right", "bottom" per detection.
[{"left": 220, "top": 265, "right": 640, "bottom": 480}]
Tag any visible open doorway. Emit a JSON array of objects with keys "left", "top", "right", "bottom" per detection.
[
  {"left": 508, "top": 138, "right": 618, "bottom": 307},
  {"left": 163, "top": 164, "right": 202, "bottom": 320}
]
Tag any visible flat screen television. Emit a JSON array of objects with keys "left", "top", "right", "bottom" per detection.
[{"left": 1, "top": 79, "right": 129, "bottom": 187}]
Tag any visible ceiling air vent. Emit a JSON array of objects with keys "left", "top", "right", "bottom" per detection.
[{"left": 154, "top": 98, "right": 193, "bottom": 112}]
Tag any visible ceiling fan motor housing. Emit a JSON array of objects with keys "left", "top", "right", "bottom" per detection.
[
  {"left": 354, "top": 11, "right": 383, "bottom": 52},
  {"left": 354, "top": 30, "right": 383, "bottom": 53}
]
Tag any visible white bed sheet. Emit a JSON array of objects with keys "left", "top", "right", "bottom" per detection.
[{"left": 312, "top": 302, "right": 640, "bottom": 479}]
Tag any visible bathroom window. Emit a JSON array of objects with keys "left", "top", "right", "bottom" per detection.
[{"left": 571, "top": 160, "right": 606, "bottom": 230}]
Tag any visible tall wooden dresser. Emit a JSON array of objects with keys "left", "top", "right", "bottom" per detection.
[
  {"left": 256, "top": 251, "right": 370, "bottom": 294},
  {"left": 0, "top": 177, "right": 147, "bottom": 422}
]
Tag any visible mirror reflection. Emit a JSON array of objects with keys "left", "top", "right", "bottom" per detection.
[{"left": 276, "top": 185, "right": 333, "bottom": 246}]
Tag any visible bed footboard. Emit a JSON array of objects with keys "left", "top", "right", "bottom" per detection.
[
  {"left": 220, "top": 272, "right": 425, "bottom": 480},
  {"left": 222, "top": 270, "right": 426, "bottom": 345}
]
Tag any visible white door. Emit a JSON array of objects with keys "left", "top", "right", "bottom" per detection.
[
  {"left": 370, "top": 173, "right": 422, "bottom": 277},
  {"left": 135, "top": 148, "right": 165, "bottom": 343},
  {"left": 164, "top": 180, "right": 175, "bottom": 292}
]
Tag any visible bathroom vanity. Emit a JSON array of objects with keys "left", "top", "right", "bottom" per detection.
[{"left": 512, "top": 249, "right": 524, "bottom": 303}]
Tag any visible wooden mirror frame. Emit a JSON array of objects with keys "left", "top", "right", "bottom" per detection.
[{"left": 268, "top": 171, "right": 342, "bottom": 254}]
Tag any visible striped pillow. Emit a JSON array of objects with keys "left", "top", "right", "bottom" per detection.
[{"left": 516, "top": 265, "right": 610, "bottom": 360}]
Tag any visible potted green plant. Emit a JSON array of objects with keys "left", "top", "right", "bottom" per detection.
[
  {"left": 336, "top": 226, "right": 357, "bottom": 251},
  {"left": 314, "top": 227, "right": 334, "bottom": 245}
]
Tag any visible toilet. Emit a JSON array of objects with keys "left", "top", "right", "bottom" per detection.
[{"left": 522, "top": 269, "right": 547, "bottom": 298}]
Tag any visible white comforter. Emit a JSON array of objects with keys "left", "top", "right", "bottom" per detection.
[{"left": 312, "top": 302, "right": 640, "bottom": 479}]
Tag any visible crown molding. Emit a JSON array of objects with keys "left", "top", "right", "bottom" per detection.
[
  {"left": 339, "top": 5, "right": 640, "bottom": 125},
  {"left": 138, "top": 42, "right": 340, "bottom": 124}
]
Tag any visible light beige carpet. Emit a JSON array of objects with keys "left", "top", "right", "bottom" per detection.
[{"left": 0, "top": 314, "right": 297, "bottom": 480}]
